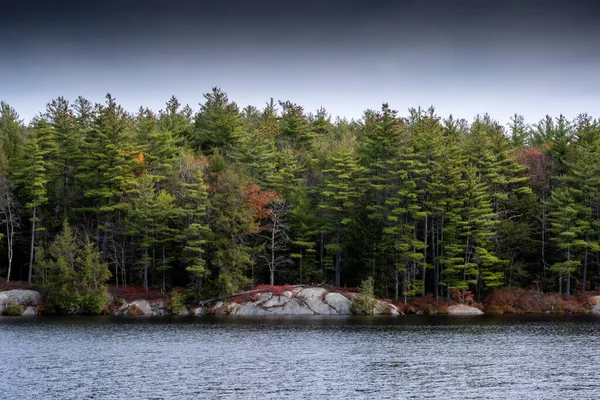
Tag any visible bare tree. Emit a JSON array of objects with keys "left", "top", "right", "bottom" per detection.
[
  {"left": 0, "top": 174, "right": 19, "bottom": 282},
  {"left": 259, "top": 200, "right": 292, "bottom": 285}
]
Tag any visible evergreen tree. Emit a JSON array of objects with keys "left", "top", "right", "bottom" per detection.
[
  {"left": 176, "top": 150, "right": 211, "bottom": 292},
  {"left": 320, "top": 142, "right": 365, "bottom": 286},
  {"left": 36, "top": 220, "right": 111, "bottom": 314},
  {"left": 13, "top": 118, "right": 57, "bottom": 283},
  {"left": 0, "top": 102, "right": 25, "bottom": 171},
  {"left": 194, "top": 87, "right": 241, "bottom": 153}
]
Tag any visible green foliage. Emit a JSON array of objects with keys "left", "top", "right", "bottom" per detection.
[
  {"left": 350, "top": 277, "right": 379, "bottom": 315},
  {"left": 35, "top": 221, "right": 111, "bottom": 314},
  {"left": 194, "top": 87, "right": 241, "bottom": 153},
  {"left": 2, "top": 302, "right": 24, "bottom": 316},
  {"left": 3, "top": 90, "right": 600, "bottom": 304},
  {"left": 168, "top": 290, "right": 188, "bottom": 314}
]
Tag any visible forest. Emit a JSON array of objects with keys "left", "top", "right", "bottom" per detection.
[{"left": 0, "top": 88, "right": 598, "bottom": 305}]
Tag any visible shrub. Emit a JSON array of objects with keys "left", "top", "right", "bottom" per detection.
[
  {"left": 255, "top": 285, "right": 294, "bottom": 296},
  {"left": 127, "top": 304, "right": 144, "bottom": 316},
  {"left": 483, "top": 288, "right": 592, "bottom": 314},
  {"left": 43, "top": 287, "right": 109, "bottom": 315},
  {"left": 168, "top": 290, "right": 188, "bottom": 314},
  {"left": 405, "top": 296, "right": 450, "bottom": 315},
  {"left": 2, "top": 302, "right": 24, "bottom": 316},
  {"left": 230, "top": 294, "right": 252, "bottom": 303},
  {"left": 110, "top": 286, "right": 167, "bottom": 303},
  {"left": 350, "top": 277, "right": 379, "bottom": 315},
  {"left": 78, "top": 288, "right": 110, "bottom": 314}
]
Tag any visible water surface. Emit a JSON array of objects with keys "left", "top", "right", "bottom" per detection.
[{"left": 1, "top": 315, "right": 599, "bottom": 399}]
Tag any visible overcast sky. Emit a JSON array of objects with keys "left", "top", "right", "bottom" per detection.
[{"left": 1, "top": 0, "right": 599, "bottom": 125}]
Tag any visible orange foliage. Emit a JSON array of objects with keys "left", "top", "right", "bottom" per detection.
[{"left": 243, "top": 182, "right": 281, "bottom": 220}]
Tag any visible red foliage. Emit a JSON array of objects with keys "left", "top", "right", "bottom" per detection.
[
  {"left": 405, "top": 296, "right": 450, "bottom": 314},
  {"left": 484, "top": 288, "right": 591, "bottom": 314},
  {"left": 230, "top": 294, "right": 252, "bottom": 303},
  {"left": 512, "top": 147, "right": 552, "bottom": 192},
  {"left": 0, "top": 279, "right": 31, "bottom": 291},
  {"left": 243, "top": 182, "right": 282, "bottom": 229},
  {"left": 449, "top": 290, "right": 477, "bottom": 306},
  {"left": 255, "top": 284, "right": 294, "bottom": 296},
  {"left": 110, "top": 286, "right": 168, "bottom": 302}
]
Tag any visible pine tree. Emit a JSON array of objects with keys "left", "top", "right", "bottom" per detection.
[
  {"left": 36, "top": 220, "right": 111, "bottom": 314},
  {"left": 194, "top": 87, "right": 242, "bottom": 153},
  {"left": 205, "top": 158, "right": 255, "bottom": 295},
  {"left": 45, "top": 96, "right": 83, "bottom": 223},
  {"left": 76, "top": 94, "right": 136, "bottom": 261},
  {"left": 0, "top": 102, "right": 25, "bottom": 170},
  {"left": 320, "top": 142, "right": 365, "bottom": 286},
  {"left": 13, "top": 118, "right": 57, "bottom": 283},
  {"left": 176, "top": 150, "right": 211, "bottom": 292}
]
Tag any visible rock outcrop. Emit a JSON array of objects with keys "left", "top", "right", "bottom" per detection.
[
  {"left": 205, "top": 287, "right": 401, "bottom": 316},
  {"left": 447, "top": 304, "right": 484, "bottom": 315},
  {"left": 0, "top": 289, "right": 43, "bottom": 315},
  {"left": 115, "top": 299, "right": 168, "bottom": 316}
]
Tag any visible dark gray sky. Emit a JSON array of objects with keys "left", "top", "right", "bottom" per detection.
[{"left": 1, "top": 0, "right": 599, "bottom": 124}]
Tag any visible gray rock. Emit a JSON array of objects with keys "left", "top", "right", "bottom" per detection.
[
  {"left": 296, "top": 287, "right": 337, "bottom": 314},
  {"left": 324, "top": 293, "right": 352, "bottom": 315},
  {"left": 232, "top": 301, "right": 271, "bottom": 315},
  {"left": 193, "top": 307, "right": 205, "bottom": 316},
  {"left": 282, "top": 291, "right": 293, "bottom": 298},
  {"left": 448, "top": 305, "right": 484, "bottom": 315},
  {"left": 262, "top": 295, "right": 289, "bottom": 308},
  {"left": 134, "top": 300, "right": 153, "bottom": 315},
  {"left": 0, "top": 290, "right": 43, "bottom": 314},
  {"left": 22, "top": 306, "right": 38, "bottom": 316},
  {"left": 118, "top": 300, "right": 153, "bottom": 315},
  {"left": 373, "top": 301, "right": 402, "bottom": 316},
  {"left": 593, "top": 303, "right": 600, "bottom": 315},
  {"left": 279, "top": 298, "right": 317, "bottom": 315}
]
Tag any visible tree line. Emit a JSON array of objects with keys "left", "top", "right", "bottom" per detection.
[{"left": 1, "top": 88, "right": 599, "bottom": 301}]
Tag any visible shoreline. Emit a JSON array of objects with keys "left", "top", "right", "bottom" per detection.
[{"left": 2, "top": 286, "right": 600, "bottom": 317}]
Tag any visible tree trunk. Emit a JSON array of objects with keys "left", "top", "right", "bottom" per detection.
[
  {"left": 298, "top": 249, "right": 304, "bottom": 284},
  {"left": 270, "top": 216, "right": 276, "bottom": 286},
  {"left": 394, "top": 268, "right": 399, "bottom": 302},
  {"left": 335, "top": 219, "right": 341, "bottom": 287},
  {"left": 432, "top": 219, "right": 439, "bottom": 302},
  {"left": 583, "top": 235, "right": 589, "bottom": 294},
  {"left": 143, "top": 246, "right": 149, "bottom": 291},
  {"left": 422, "top": 215, "right": 428, "bottom": 296},
  {"left": 28, "top": 207, "right": 37, "bottom": 284}
]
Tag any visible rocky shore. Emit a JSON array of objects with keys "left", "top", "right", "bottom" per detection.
[{"left": 4, "top": 286, "right": 599, "bottom": 316}]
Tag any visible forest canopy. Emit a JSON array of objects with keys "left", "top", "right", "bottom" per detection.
[{"left": 0, "top": 88, "right": 598, "bottom": 301}]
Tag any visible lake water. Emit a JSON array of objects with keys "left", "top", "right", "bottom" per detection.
[{"left": 1, "top": 315, "right": 599, "bottom": 399}]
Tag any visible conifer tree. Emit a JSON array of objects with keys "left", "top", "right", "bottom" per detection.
[
  {"left": 0, "top": 102, "right": 25, "bottom": 171},
  {"left": 320, "top": 142, "right": 365, "bottom": 286},
  {"left": 194, "top": 87, "right": 241, "bottom": 153},
  {"left": 13, "top": 118, "right": 57, "bottom": 283}
]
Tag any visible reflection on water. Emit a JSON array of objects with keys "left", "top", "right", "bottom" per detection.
[{"left": 1, "top": 315, "right": 599, "bottom": 399}]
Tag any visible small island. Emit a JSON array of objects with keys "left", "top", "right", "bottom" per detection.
[{"left": 1, "top": 91, "right": 599, "bottom": 317}]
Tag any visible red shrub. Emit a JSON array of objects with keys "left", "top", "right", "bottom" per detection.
[
  {"left": 230, "top": 294, "right": 252, "bottom": 303},
  {"left": 255, "top": 285, "right": 294, "bottom": 296},
  {"left": 0, "top": 279, "right": 31, "bottom": 291},
  {"left": 405, "top": 296, "right": 450, "bottom": 315},
  {"left": 110, "top": 286, "right": 168, "bottom": 302},
  {"left": 483, "top": 288, "right": 592, "bottom": 314}
]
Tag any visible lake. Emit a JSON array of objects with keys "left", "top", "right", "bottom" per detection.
[{"left": 1, "top": 315, "right": 599, "bottom": 399}]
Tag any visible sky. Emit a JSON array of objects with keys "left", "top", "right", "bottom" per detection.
[{"left": 1, "top": 0, "right": 600, "bottom": 125}]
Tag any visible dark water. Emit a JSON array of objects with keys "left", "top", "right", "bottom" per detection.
[{"left": 1, "top": 315, "right": 599, "bottom": 399}]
